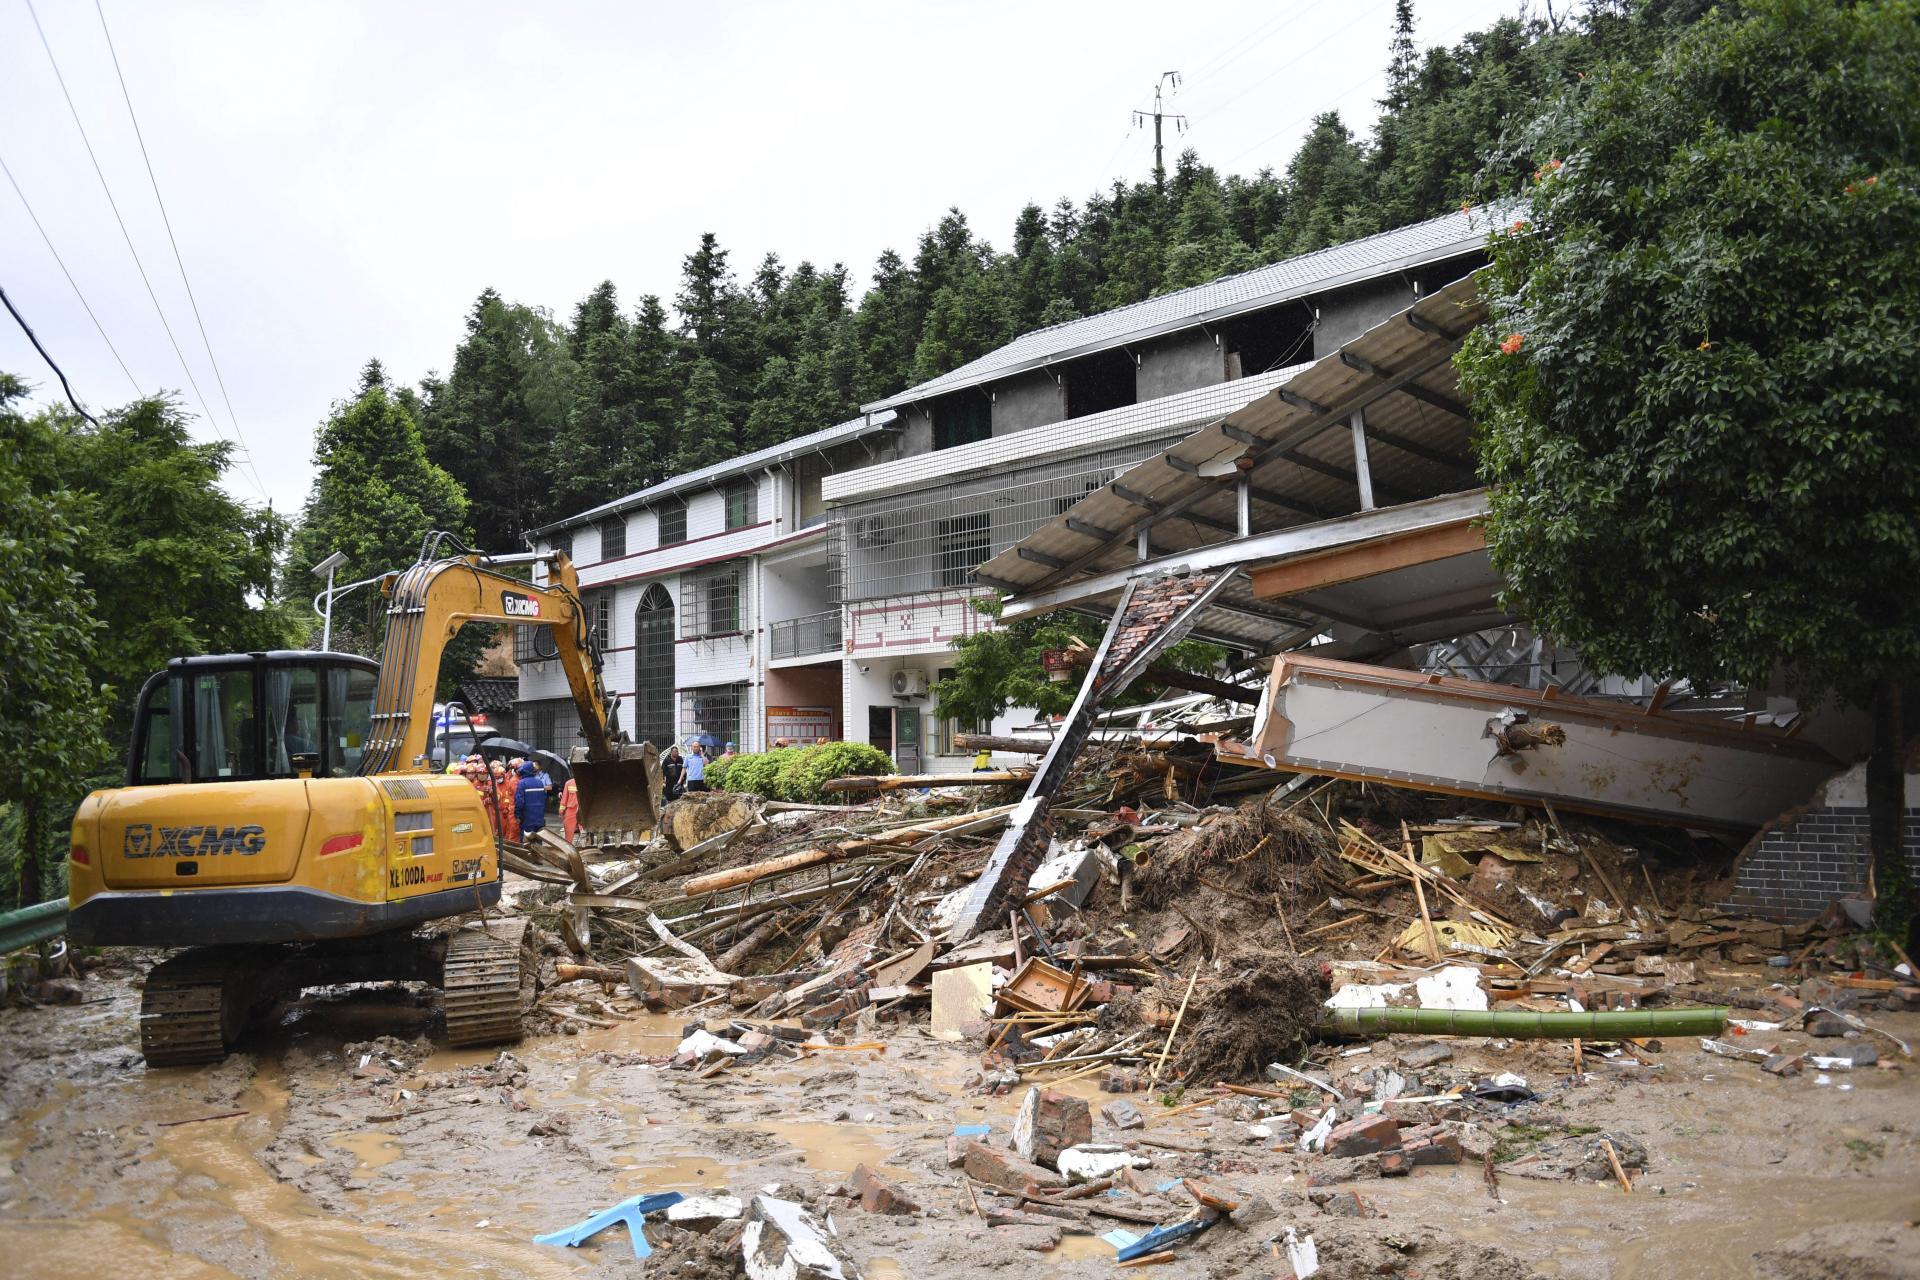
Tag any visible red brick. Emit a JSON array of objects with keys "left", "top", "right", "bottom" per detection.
[
  {"left": 849, "top": 1163, "right": 919, "bottom": 1214},
  {"left": 1401, "top": 1126, "right": 1463, "bottom": 1166},
  {"left": 1013, "top": 1087, "right": 1091, "bottom": 1168},
  {"left": 1377, "top": 1149, "right": 1411, "bottom": 1176},
  {"left": 962, "top": 1141, "right": 1066, "bottom": 1193},
  {"left": 1326, "top": 1113, "right": 1401, "bottom": 1158}
]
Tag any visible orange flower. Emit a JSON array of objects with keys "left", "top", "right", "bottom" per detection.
[
  {"left": 1511, "top": 219, "right": 1528, "bottom": 232},
  {"left": 1500, "top": 333, "right": 1525, "bottom": 356},
  {"left": 1460, "top": 200, "right": 1472, "bottom": 214},
  {"left": 1867, "top": 174, "right": 1878, "bottom": 185},
  {"left": 1698, "top": 339, "right": 1712, "bottom": 351}
]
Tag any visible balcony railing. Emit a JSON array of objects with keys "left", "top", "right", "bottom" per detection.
[{"left": 770, "top": 609, "right": 841, "bottom": 660}]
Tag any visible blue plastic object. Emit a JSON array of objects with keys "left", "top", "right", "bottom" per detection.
[
  {"left": 1101, "top": 1228, "right": 1140, "bottom": 1251},
  {"left": 533, "top": 1192, "right": 685, "bottom": 1259},
  {"left": 1114, "top": 1217, "right": 1209, "bottom": 1261},
  {"left": 953, "top": 1123, "right": 990, "bottom": 1137}
]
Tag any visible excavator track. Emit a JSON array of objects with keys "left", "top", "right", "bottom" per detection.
[
  {"left": 140, "top": 949, "right": 248, "bottom": 1067},
  {"left": 442, "top": 917, "right": 532, "bottom": 1047}
]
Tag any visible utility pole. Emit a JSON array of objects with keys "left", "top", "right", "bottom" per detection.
[{"left": 1133, "top": 71, "right": 1187, "bottom": 188}]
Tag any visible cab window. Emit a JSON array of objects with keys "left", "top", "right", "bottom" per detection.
[
  {"left": 265, "top": 666, "right": 323, "bottom": 775},
  {"left": 134, "top": 678, "right": 177, "bottom": 783},
  {"left": 325, "top": 665, "right": 378, "bottom": 776},
  {"left": 193, "top": 670, "right": 258, "bottom": 779}
]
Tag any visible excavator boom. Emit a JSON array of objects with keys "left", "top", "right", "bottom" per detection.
[{"left": 360, "top": 543, "right": 659, "bottom": 838}]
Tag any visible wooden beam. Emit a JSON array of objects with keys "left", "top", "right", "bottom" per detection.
[{"left": 1249, "top": 519, "right": 1487, "bottom": 599}]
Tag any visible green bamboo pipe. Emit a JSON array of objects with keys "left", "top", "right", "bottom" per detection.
[{"left": 1320, "top": 1005, "right": 1728, "bottom": 1039}]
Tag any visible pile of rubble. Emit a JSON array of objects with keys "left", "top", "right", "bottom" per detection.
[{"left": 481, "top": 731, "right": 1915, "bottom": 1272}]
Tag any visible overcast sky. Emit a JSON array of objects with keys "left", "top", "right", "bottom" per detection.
[{"left": 2, "top": 0, "right": 1518, "bottom": 518}]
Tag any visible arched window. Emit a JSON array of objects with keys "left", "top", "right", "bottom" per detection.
[{"left": 634, "top": 583, "right": 675, "bottom": 747}]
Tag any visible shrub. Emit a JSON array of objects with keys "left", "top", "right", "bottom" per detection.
[
  {"left": 721, "top": 748, "right": 800, "bottom": 799},
  {"left": 704, "top": 754, "right": 736, "bottom": 790},
  {"left": 774, "top": 741, "right": 896, "bottom": 803}
]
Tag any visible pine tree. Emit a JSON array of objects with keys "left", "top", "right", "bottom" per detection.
[
  {"left": 1385, "top": 0, "right": 1420, "bottom": 111},
  {"left": 552, "top": 281, "right": 655, "bottom": 512},
  {"left": 853, "top": 249, "right": 922, "bottom": 402},
  {"left": 291, "top": 378, "right": 471, "bottom": 654},
  {"left": 670, "top": 358, "right": 737, "bottom": 472},
  {"left": 420, "top": 290, "right": 570, "bottom": 551}
]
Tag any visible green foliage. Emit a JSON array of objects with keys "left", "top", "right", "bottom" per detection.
[
  {"left": 416, "top": 290, "right": 573, "bottom": 552},
  {"left": 0, "top": 376, "right": 293, "bottom": 906},
  {"left": 1457, "top": 0, "right": 1920, "bottom": 705},
  {"left": 716, "top": 747, "right": 801, "bottom": 798},
  {"left": 55, "top": 395, "right": 299, "bottom": 739},
  {"left": 932, "top": 598, "right": 1227, "bottom": 728},
  {"left": 0, "top": 376, "right": 110, "bottom": 904},
  {"left": 289, "top": 369, "right": 485, "bottom": 692},
  {"left": 774, "top": 742, "right": 896, "bottom": 804}
]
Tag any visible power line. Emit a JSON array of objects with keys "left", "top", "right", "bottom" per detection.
[
  {"left": 0, "top": 149, "right": 141, "bottom": 396},
  {"left": 1185, "top": 0, "right": 1396, "bottom": 132},
  {"left": 93, "top": 0, "right": 264, "bottom": 497},
  {"left": 1224, "top": 68, "right": 1385, "bottom": 168},
  {"left": 2, "top": 282, "right": 101, "bottom": 426},
  {"left": 22, "top": 0, "right": 266, "bottom": 498}
]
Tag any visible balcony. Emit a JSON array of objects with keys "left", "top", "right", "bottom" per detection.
[{"left": 770, "top": 609, "right": 841, "bottom": 661}]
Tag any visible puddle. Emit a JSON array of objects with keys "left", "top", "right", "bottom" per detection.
[
  {"left": 329, "top": 1129, "right": 403, "bottom": 1169},
  {"left": 758, "top": 1121, "right": 900, "bottom": 1177},
  {"left": 1052, "top": 1232, "right": 1117, "bottom": 1260}
]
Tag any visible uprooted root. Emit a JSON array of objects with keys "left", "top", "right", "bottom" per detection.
[
  {"left": 1134, "top": 793, "right": 1333, "bottom": 910},
  {"left": 1171, "top": 954, "right": 1328, "bottom": 1083}
]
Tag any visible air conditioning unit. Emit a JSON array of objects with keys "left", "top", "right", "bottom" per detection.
[
  {"left": 855, "top": 511, "right": 906, "bottom": 548},
  {"left": 890, "top": 669, "right": 929, "bottom": 698}
]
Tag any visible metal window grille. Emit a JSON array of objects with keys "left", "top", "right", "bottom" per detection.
[
  {"left": 513, "top": 622, "right": 558, "bottom": 664},
  {"left": 634, "top": 584, "right": 675, "bottom": 746},
  {"left": 516, "top": 696, "right": 585, "bottom": 754},
  {"left": 678, "top": 684, "right": 744, "bottom": 750},
  {"left": 587, "top": 591, "right": 612, "bottom": 652},
  {"left": 828, "top": 436, "right": 1180, "bottom": 604},
  {"left": 724, "top": 481, "right": 759, "bottom": 530},
  {"left": 680, "top": 562, "right": 744, "bottom": 638},
  {"left": 659, "top": 500, "right": 687, "bottom": 546},
  {"left": 936, "top": 513, "right": 989, "bottom": 587},
  {"left": 600, "top": 517, "right": 627, "bottom": 561},
  {"left": 552, "top": 531, "right": 572, "bottom": 561}
]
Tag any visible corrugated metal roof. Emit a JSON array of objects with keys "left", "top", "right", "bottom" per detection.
[
  {"left": 980, "top": 273, "right": 1492, "bottom": 654},
  {"left": 864, "top": 206, "right": 1496, "bottom": 414},
  {"left": 532, "top": 410, "right": 899, "bottom": 536}
]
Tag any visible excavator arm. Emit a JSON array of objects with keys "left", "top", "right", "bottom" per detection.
[{"left": 358, "top": 544, "right": 660, "bottom": 836}]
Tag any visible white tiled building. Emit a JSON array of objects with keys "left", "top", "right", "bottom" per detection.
[
  {"left": 518, "top": 413, "right": 898, "bottom": 755},
  {"left": 520, "top": 208, "right": 1494, "bottom": 767}
]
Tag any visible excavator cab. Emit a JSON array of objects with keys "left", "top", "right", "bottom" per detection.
[{"left": 127, "top": 651, "right": 381, "bottom": 786}]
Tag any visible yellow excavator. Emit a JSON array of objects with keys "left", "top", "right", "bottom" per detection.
[{"left": 67, "top": 537, "right": 660, "bottom": 1066}]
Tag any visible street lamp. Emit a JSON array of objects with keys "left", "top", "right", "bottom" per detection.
[{"left": 310, "top": 550, "right": 350, "bottom": 651}]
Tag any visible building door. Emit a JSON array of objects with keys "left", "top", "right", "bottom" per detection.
[
  {"left": 893, "top": 707, "right": 922, "bottom": 774},
  {"left": 867, "top": 706, "right": 892, "bottom": 757}
]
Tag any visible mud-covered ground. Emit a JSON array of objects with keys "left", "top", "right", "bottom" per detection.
[{"left": 3, "top": 957, "right": 1918, "bottom": 1279}]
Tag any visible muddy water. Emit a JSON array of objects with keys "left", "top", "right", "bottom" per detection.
[{"left": 5, "top": 971, "right": 1919, "bottom": 1279}]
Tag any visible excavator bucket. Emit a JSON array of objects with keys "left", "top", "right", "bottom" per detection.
[{"left": 571, "top": 744, "right": 664, "bottom": 844}]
